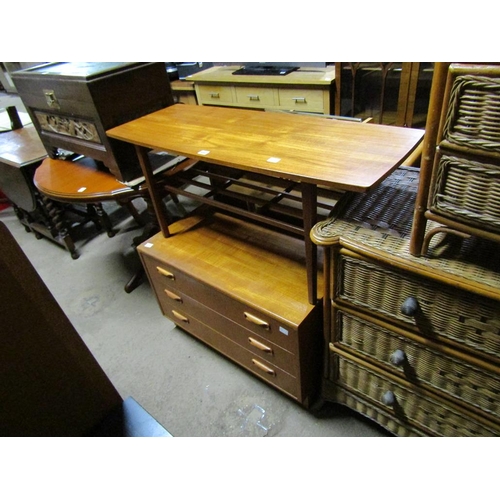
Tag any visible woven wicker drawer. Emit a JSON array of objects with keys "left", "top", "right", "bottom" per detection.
[
  {"left": 429, "top": 150, "right": 500, "bottom": 232},
  {"left": 441, "top": 67, "right": 500, "bottom": 155},
  {"left": 333, "top": 307, "right": 500, "bottom": 420},
  {"left": 331, "top": 352, "right": 500, "bottom": 436},
  {"left": 336, "top": 250, "right": 500, "bottom": 360}
]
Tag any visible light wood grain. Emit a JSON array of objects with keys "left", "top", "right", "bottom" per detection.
[
  {"left": 0, "top": 126, "right": 47, "bottom": 167},
  {"left": 186, "top": 65, "right": 335, "bottom": 86},
  {"left": 107, "top": 104, "right": 424, "bottom": 192}
]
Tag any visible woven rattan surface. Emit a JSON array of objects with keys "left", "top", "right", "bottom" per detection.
[
  {"left": 334, "top": 309, "right": 500, "bottom": 419},
  {"left": 430, "top": 152, "right": 500, "bottom": 231},
  {"left": 442, "top": 73, "right": 500, "bottom": 155},
  {"left": 313, "top": 166, "right": 500, "bottom": 294},
  {"left": 338, "top": 252, "right": 500, "bottom": 359},
  {"left": 333, "top": 355, "right": 500, "bottom": 436}
]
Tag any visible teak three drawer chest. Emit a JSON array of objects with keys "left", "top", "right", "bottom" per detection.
[{"left": 138, "top": 211, "right": 323, "bottom": 408}]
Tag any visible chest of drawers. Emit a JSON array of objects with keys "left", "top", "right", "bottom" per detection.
[
  {"left": 138, "top": 212, "right": 323, "bottom": 407},
  {"left": 187, "top": 65, "right": 334, "bottom": 114},
  {"left": 312, "top": 166, "right": 500, "bottom": 436}
]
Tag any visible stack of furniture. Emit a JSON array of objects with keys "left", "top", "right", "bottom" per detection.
[
  {"left": 107, "top": 104, "right": 422, "bottom": 407},
  {"left": 312, "top": 63, "right": 500, "bottom": 436}
]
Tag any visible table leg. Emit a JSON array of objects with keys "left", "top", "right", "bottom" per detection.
[
  {"left": 135, "top": 145, "right": 171, "bottom": 237},
  {"left": 301, "top": 183, "right": 318, "bottom": 304}
]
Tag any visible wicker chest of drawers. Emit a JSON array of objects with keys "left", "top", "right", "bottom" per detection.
[
  {"left": 138, "top": 212, "right": 323, "bottom": 407},
  {"left": 312, "top": 166, "right": 500, "bottom": 436}
]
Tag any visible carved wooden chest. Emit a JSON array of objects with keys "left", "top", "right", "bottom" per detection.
[{"left": 12, "top": 62, "right": 174, "bottom": 182}]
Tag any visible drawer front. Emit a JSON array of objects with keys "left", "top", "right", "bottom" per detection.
[
  {"left": 142, "top": 254, "right": 300, "bottom": 353},
  {"left": 442, "top": 67, "right": 500, "bottom": 155},
  {"left": 164, "top": 305, "right": 300, "bottom": 400},
  {"left": 279, "top": 88, "right": 324, "bottom": 113},
  {"left": 234, "top": 86, "right": 276, "bottom": 108},
  {"left": 158, "top": 285, "right": 298, "bottom": 377},
  {"left": 197, "top": 85, "right": 234, "bottom": 105},
  {"left": 337, "top": 252, "right": 500, "bottom": 359},
  {"left": 430, "top": 150, "right": 500, "bottom": 232},
  {"left": 332, "top": 353, "right": 500, "bottom": 436},
  {"left": 334, "top": 308, "right": 500, "bottom": 419}
]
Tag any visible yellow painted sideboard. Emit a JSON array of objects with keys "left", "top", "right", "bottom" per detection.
[{"left": 186, "top": 65, "right": 335, "bottom": 114}]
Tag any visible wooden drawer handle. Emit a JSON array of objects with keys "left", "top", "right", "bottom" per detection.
[
  {"left": 389, "top": 349, "right": 406, "bottom": 367},
  {"left": 165, "top": 289, "right": 182, "bottom": 302},
  {"left": 381, "top": 390, "right": 396, "bottom": 407},
  {"left": 172, "top": 310, "right": 189, "bottom": 323},
  {"left": 400, "top": 296, "right": 419, "bottom": 317},
  {"left": 156, "top": 266, "right": 175, "bottom": 280},
  {"left": 251, "top": 359, "right": 276, "bottom": 376},
  {"left": 209, "top": 92, "right": 220, "bottom": 98},
  {"left": 244, "top": 312, "right": 270, "bottom": 330},
  {"left": 247, "top": 95, "right": 260, "bottom": 101},
  {"left": 248, "top": 337, "right": 273, "bottom": 354}
]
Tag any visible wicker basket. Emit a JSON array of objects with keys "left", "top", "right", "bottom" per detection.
[
  {"left": 430, "top": 151, "right": 500, "bottom": 231},
  {"left": 332, "top": 354, "right": 500, "bottom": 436},
  {"left": 334, "top": 308, "right": 500, "bottom": 419},
  {"left": 442, "top": 73, "right": 500, "bottom": 155}
]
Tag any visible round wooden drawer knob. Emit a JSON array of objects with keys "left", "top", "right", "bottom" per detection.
[
  {"left": 381, "top": 390, "right": 396, "bottom": 406},
  {"left": 389, "top": 349, "right": 406, "bottom": 367},
  {"left": 400, "top": 296, "right": 419, "bottom": 317}
]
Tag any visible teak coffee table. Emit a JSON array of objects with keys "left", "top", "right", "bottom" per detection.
[{"left": 108, "top": 104, "right": 424, "bottom": 303}]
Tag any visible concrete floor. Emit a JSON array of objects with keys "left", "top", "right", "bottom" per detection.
[{"left": 1, "top": 90, "right": 388, "bottom": 437}]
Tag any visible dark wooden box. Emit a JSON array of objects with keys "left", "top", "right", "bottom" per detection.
[{"left": 12, "top": 62, "right": 174, "bottom": 182}]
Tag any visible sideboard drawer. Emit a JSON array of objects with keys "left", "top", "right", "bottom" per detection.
[
  {"left": 143, "top": 254, "right": 301, "bottom": 354},
  {"left": 197, "top": 85, "right": 234, "bottom": 105},
  {"left": 235, "top": 86, "right": 277, "bottom": 108},
  {"left": 336, "top": 250, "right": 500, "bottom": 359},
  {"left": 158, "top": 286, "right": 298, "bottom": 377},
  {"left": 279, "top": 88, "right": 324, "bottom": 113},
  {"left": 163, "top": 304, "right": 300, "bottom": 400},
  {"left": 332, "top": 353, "right": 500, "bottom": 436},
  {"left": 333, "top": 307, "right": 500, "bottom": 419}
]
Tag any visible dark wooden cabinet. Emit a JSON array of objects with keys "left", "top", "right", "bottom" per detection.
[{"left": 12, "top": 62, "right": 174, "bottom": 182}]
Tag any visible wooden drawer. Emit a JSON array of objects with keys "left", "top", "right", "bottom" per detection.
[
  {"left": 234, "top": 86, "right": 277, "bottom": 108},
  {"left": 142, "top": 253, "right": 301, "bottom": 354},
  {"left": 279, "top": 88, "right": 324, "bottom": 113},
  {"left": 333, "top": 307, "right": 500, "bottom": 421},
  {"left": 197, "top": 85, "right": 234, "bottom": 105},
  {"left": 336, "top": 250, "right": 500, "bottom": 360},
  {"left": 163, "top": 305, "right": 300, "bottom": 400},
  {"left": 157, "top": 284, "right": 298, "bottom": 377},
  {"left": 331, "top": 352, "right": 500, "bottom": 436}
]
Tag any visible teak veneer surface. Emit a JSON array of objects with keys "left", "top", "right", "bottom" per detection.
[
  {"left": 107, "top": 104, "right": 424, "bottom": 192},
  {"left": 140, "top": 212, "right": 321, "bottom": 326}
]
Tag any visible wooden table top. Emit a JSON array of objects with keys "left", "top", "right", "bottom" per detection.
[
  {"left": 34, "top": 157, "right": 142, "bottom": 202},
  {"left": 107, "top": 104, "right": 424, "bottom": 192},
  {"left": 0, "top": 126, "right": 47, "bottom": 168}
]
